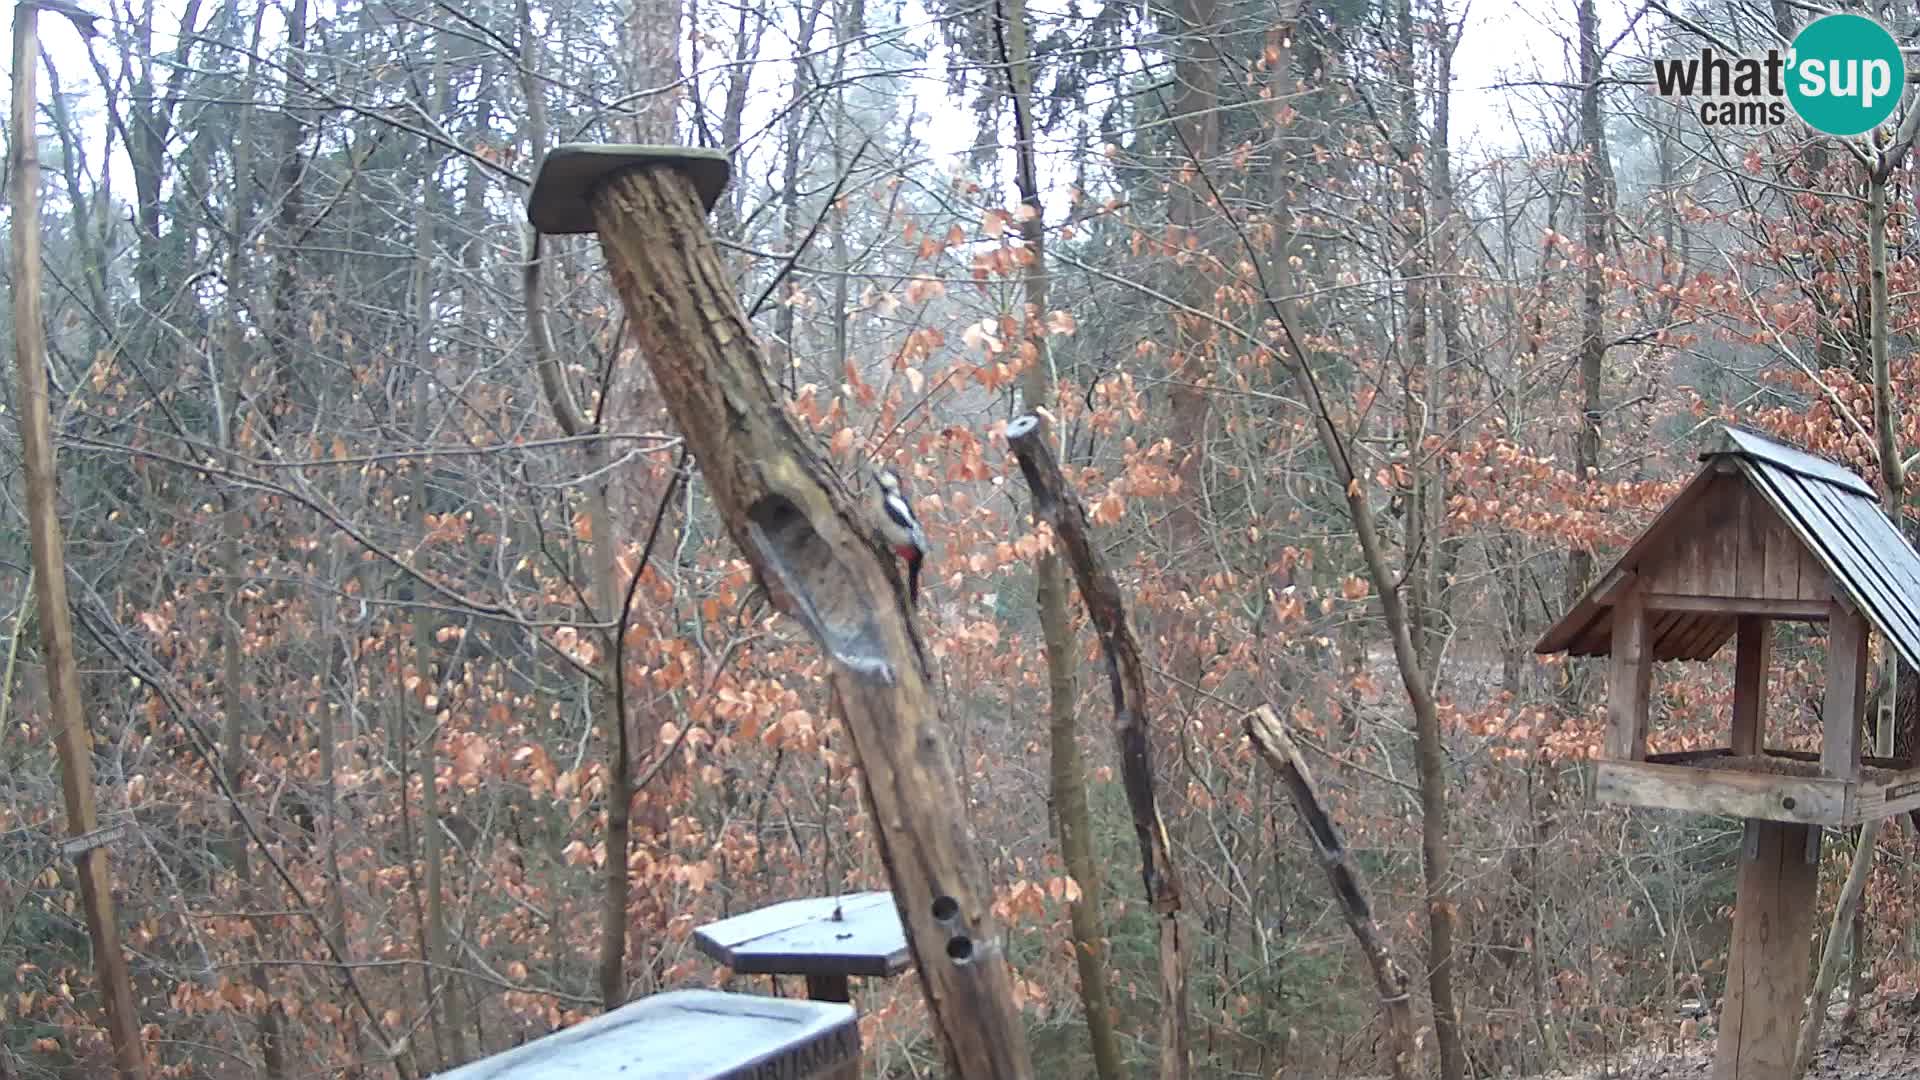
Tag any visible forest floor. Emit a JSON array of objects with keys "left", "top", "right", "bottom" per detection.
[{"left": 1536, "top": 993, "right": 1920, "bottom": 1078}]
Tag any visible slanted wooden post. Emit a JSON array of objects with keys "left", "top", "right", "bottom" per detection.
[
  {"left": 527, "top": 146, "right": 1033, "bottom": 1078},
  {"left": 1245, "top": 707, "right": 1417, "bottom": 1080},
  {"left": 1605, "top": 589, "right": 1652, "bottom": 761}
]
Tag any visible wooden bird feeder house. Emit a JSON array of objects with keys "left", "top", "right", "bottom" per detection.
[{"left": 1537, "top": 424, "right": 1920, "bottom": 1079}]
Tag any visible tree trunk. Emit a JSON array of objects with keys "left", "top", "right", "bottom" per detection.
[
  {"left": 995, "top": 1, "right": 1122, "bottom": 1073},
  {"left": 9, "top": 11, "right": 148, "bottom": 1076},
  {"left": 1569, "top": 0, "right": 1605, "bottom": 608},
  {"left": 1006, "top": 416, "right": 1191, "bottom": 1079},
  {"left": 216, "top": 91, "right": 286, "bottom": 1075},
  {"left": 406, "top": 34, "right": 463, "bottom": 1065},
  {"left": 267, "top": 0, "right": 309, "bottom": 428},
  {"left": 1266, "top": 293, "right": 1461, "bottom": 1080},
  {"left": 573, "top": 160, "right": 1035, "bottom": 1076},
  {"left": 1395, "top": 0, "right": 1435, "bottom": 678}
]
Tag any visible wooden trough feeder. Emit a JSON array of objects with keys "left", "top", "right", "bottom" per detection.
[
  {"left": 1537, "top": 424, "right": 1920, "bottom": 1080},
  {"left": 429, "top": 989, "right": 859, "bottom": 1079}
]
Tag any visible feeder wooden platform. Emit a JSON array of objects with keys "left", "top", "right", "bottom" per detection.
[
  {"left": 1596, "top": 748, "right": 1920, "bottom": 826},
  {"left": 695, "top": 890, "right": 910, "bottom": 1004}
]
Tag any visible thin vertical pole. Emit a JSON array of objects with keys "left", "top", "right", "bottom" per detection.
[{"left": 9, "top": 8, "right": 148, "bottom": 1076}]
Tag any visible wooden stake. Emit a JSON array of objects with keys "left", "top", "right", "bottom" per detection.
[
  {"left": 543, "top": 156, "right": 1033, "bottom": 1078},
  {"left": 1246, "top": 706, "right": 1418, "bottom": 1080},
  {"left": 9, "top": 5, "right": 147, "bottom": 1076},
  {"left": 1005, "top": 413, "right": 1190, "bottom": 1076}
]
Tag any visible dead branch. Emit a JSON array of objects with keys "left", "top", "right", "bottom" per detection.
[
  {"left": 1004, "top": 411, "right": 1190, "bottom": 1075},
  {"left": 1246, "top": 705, "right": 1420, "bottom": 1080}
]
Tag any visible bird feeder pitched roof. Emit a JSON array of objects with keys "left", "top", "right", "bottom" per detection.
[{"left": 1536, "top": 425, "right": 1920, "bottom": 671}]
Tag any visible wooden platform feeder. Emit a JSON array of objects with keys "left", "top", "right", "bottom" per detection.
[
  {"left": 430, "top": 989, "right": 859, "bottom": 1079},
  {"left": 694, "top": 891, "right": 912, "bottom": 1004},
  {"left": 1537, "top": 425, "right": 1920, "bottom": 1080}
]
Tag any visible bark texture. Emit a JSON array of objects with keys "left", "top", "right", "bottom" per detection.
[{"left": 582, "top": 163, "right": 1035, "bottom": 1078}]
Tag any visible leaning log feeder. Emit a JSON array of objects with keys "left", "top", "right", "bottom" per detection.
[
  {"left": 1537, "top": 425, "right": 1920, "bottom": 1080},
  {"left": 525, "top": 146, "right": 1033, "bottom": 1077}
]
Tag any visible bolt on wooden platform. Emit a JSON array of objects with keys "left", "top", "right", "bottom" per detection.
[{"left": 1537, "top": 425, "right": 1920, "bottom": 1080}]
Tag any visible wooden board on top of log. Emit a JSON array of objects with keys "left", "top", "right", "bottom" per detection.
[
  {"left": 527, "top": 146, "right": 1033, "bottom": 1079},
  {"left": 694, "top": 891, "right": 911, "bottom": 1003}
]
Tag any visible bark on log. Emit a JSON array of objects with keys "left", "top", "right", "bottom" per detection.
[
  {"left": 1005, "top": 413, "right": 1190, "bottom": 1077},
  {"left": 1246, "top": 706, "right": 1418, "bottom": 1080},
  {"left": 561, "top": 159, "right": 1033, "bottom": 1078}
]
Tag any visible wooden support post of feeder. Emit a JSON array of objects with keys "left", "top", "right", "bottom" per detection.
[
  {"left": 695, "top": 891, "right": 912, "bottom": 1080},
  {"left": 1536, "top": 426, "right": 1920, "bottom": 1080},
  {"left": 526, "top": 145, "right": 1033, "bottom": 1079}
]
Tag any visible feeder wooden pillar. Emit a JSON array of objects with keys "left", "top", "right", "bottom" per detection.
[
  {"left": 1731, "top": 617, "right": 1767, "bottom": 756},
  {"left": 1822, "top": 602, "right": 1868, "bottom": 782},
  {"left": 1715, "top": 821, "right": 1818, "bottom": 1080},
  {"left": 527, "top": 146, "right": 1033, "bottom": 1078},
  {"left": 1605, "top": 590, "right": 1651, "bottom": 761},
  {"left": 1537, "top": 426, "right": 1920, "bottom": 1080}
]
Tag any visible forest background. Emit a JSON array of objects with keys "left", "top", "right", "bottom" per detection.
[{"left": 1, "top": 0, "right": 1915, "bottom": 1074}]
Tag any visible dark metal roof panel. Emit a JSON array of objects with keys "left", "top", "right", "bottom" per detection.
[
  {"left": 1733, "top": 442, "right": 1920, "bottom": 674},
  {"left": 1539, "top": 424, "right": 1920, "bottom": 669},
  {"left": 1715, "top": 426, "right": 1875, "bottom": 497}
]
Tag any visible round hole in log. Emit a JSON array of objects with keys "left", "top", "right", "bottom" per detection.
[
  {"left": 1782, "top": 796, "right": 1797, "bottom": 811},
  {"left": 946, "top": 936, "right": 974, "bottom": 964},
  {"left": 931, "top": 895, "right": 960, "bottom": 923}
]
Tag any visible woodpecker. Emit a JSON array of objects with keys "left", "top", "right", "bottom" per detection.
[{"left": 874, "top": 467, "right": 930, "bottom": 608}]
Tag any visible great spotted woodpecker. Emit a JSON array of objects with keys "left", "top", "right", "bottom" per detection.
[{"left": 874, "top": 467, "right": 929, "bottom": 608}]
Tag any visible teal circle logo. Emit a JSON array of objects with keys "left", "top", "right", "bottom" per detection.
[{"left": 1787, "top": 14, "right": 1905, "bottom": 136}]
